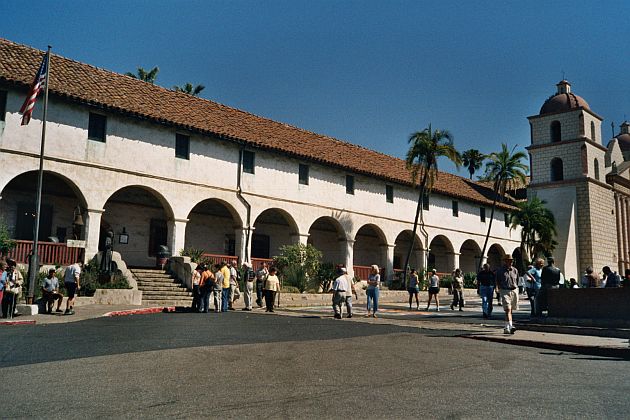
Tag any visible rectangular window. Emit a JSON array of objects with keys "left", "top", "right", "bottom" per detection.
[
  {"left": 88, "top": 112, "right": 106, "bottom": 142},
  {"left": 386, "top": 185, "right": 394, "bottom": 203},
  {"left": 0, "top": 90, "right": 7, "bottom": 121},
  {"left": 452, "top": 200, "right": 459, "bottom": 217},
  {"left": 242, "top": 150, "right": 255, "bottom": 174},
  {"left": 422, "top": 193, "right": 429, "bottom": 210},
  {"left": 175, "top": 133, "right": 190, "bottom": 159},
  {"left": 504, "top": 212, "right": 511, "bottom": 228},
  {"left": 346, "top": 175, "right": 354, "bottom": 195},
  {"left": 480, "top": 207, "right": 486, "bottom": 222},
  {"left": 299, "top": 164, "right": 309, "bottom": 185}
]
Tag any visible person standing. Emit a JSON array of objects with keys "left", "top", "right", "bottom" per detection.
[
  {"left": 191, "top": 265, "right": 202, "bottom": 312},
  {"left": 212, "top": 264, "right": 224, "bottom": 312},
  {"left": 366, "top": 264, "right": 380, "bottom": 318},
  {"left": 408, "top": 269, "right": 420, "bottom": 310},
  {"left": 602, "top": 266, "right": 621, "bottom": 288},
  {"left": 220, "top": 261, "right": 231, "bottom": 312},
  {"left": 0, "top": 262, "right": 6, "bottom": 314},
  {"left": 198, "top": 265, "right": 214, "bottom": 313},
  {"left": 477, "top": 263, "right": 495, "bottom": 319},
  {"left": 2, "top": 261, "right": 23, "bottom": 318},
  {"left": 537, "top": 256, "right": 561, "bottom": 315},
  {"left": 242, "top": 262, "right": 255, "bottom": 311},
  {"left": 495, "top": 255, "right": 519, "bottom": 334},
  {"left": 255, "top": 262, "right": 269, "bottom": 308},
  {"left": 42, "top": 268, "right": 64, "bottom": 314},
  {"left": 331, "top": 267, "right": 348, "bottom": 319},
  {"left": 264, "top": 267, "right": 280, "bottom": 312},
  {"left": 624, "top": 269, "right": 630, "bottom": 288},
  {"left": 341, "top": 267, "right": 356, "bottom": 318},
  {"left": 228, "top": 261, "right": 239, "bottom": 310},
  {"left": 527, "top": 258, "right": 543, "bottom": 317},
  {"left": 450, "top": 268, "right": 464, "bottom": 311},
  {"left": 63, "top": 259, "right": 82, "bottom": 316},
  {"left": 425, "top": 269, "right": 440, "bottom": 311}
]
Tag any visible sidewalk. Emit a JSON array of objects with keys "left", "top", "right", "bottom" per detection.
[{"left": 0, "top": 304, "right": 173, "bottom": 325}]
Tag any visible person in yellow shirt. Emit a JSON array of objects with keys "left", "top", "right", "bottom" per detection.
[{"left": 220, "top": 261, "right": 231, "bottom": 312}]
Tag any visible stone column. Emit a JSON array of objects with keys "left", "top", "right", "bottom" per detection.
[
  {"left": 167, "top": 218, "right": 188, "bottom": 258},
  {"left": 84, "top": 208, "right": 104, "bottom": 262},
  {"left": 615, "top": 194, "right": 623, "bottom": 272},
  {"left": 416, "top": 248, "right": 428, "bottom": 273},
  {"left": 381, "top": 243, "right": 396, "bottom": 283},
  {"left": 451, "top": 252, "right": 461, "bottom": 272},
  {"left": 291, "top": 232, "right": 310, "bottom": 246},
  {"left": 343, "top": 239, "right": 355, "bottom": 279},
  {"left": 235, "top": 226, "right": 254, "bottom": 263},
  {"left": 624, "top": 198, "right": 630, "bottom": 270}
]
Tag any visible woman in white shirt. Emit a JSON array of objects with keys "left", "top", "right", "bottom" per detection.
[
  {"left": 264, "top": 267, "right": 280, "bottom": 312},
  {"left": 426, "top": 269, "right": 440, "bottom": 311}
]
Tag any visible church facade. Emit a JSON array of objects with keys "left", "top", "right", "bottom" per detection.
[
  {"left": 1, "top": 38, "right": 521, "bottom": 278},
  {"left": 528, "top": 80, "right": 630, "bottom": 279}
]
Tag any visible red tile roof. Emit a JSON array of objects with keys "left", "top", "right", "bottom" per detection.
[{"left": 0, "top": 38, "right": 515, "bottom": 209}]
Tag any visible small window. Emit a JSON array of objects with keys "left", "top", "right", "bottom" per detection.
[
  {"left": 175, "top": 133, "right": 190, "bottom": 159},
  {"left": 0, "top": 90, "right": 7, "bottom": 121},
  {"left": 386, "top": 185, "right": 394, "bottom": 203},
  {"left": 594, "top": 159, "right": 600, "bottom": 181},
  {"left": 550, "top": 121, "right": 561, "bottom": 143},
  {"left": 551, "top": 158, "right": 564, "bottom": 181},
  {"left": 242, "top": 150, "right": 255, "bottom": 174},
  {"left": 422, "top": 193, "right": 429, "bottom": 211},
  {"left": 299, "top": 164, "right": 309, "bottom": 185},
  {"left": 480, "top": 207, "right": 486, "bottom": 222},
  {"left": 346, "top": 175, "right": 354, "bottom": 195},
  {"left": 590, "top": 121, "right": 596, "bottom": 142},
  {"left": 88, "top": 112, "right": 106, "bottom": 142},
  {"left": 452, "top": 201, "right": 459, "bottom": 217},
  {"left": 504, "top": 213, "right": 510, "bottom": 228}
]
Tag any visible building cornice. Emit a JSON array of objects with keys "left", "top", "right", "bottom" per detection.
[{"left": 526, "top": 137, "right": 608, "bottom": 153}]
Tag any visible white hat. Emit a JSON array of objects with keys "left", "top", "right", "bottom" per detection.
[{"left": 340, "top": 267, "right": 347, "bottom": 273}]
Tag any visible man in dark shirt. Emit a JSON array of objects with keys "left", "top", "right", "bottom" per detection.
[
  {"left": 495, "top": 255, "right": 519, "bottom": 334},
  {"left": 476, "top": 263, "right": 495, "bottom": 319},
  {"left": 537, "top": 256, "right": 561, "bottom": 315}
]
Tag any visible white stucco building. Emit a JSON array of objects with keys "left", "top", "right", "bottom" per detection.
[{"left": 0, "top": 38, "right": 520, "bottom": 279}]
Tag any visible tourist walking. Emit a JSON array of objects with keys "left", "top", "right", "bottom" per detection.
[
  {"left": 496, "top": 254, "right": 519, "bottom": 334},
  {"left": 408, "top": 269, "right": 420, "bottom": 310},
  {"left": 366, "top": 264, "right": 380, "bottom": 317},
  {"left": 527, "top": 258, "right": 543, "bottom": 316},
  {"left": 450, "top": 268, "right": 464, "bottom": 311},
  {"left": 264, "top": 267, "right": 280, "bottom": 312},
  {"left": 331, "top": 267, "right": 348, "bottom": 319},
  {"left": 477, "top": 263, "right": 495, "bottom": 319},
  {"left": 63, "top": 259, "right": 82, "bottom": 316},
  {"left": 425, "top": 269, "right": 440, "bottom": 311}
]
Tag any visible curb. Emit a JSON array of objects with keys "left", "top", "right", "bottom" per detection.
[
  {"left": 0, "top": 319, "right": 37, "bottom": 326},
  {"left": 462, "top": 334, "right": 630, "bottom": 358},
  {"left": 104, "top": 306, "right": 176, "bottom": 317}
]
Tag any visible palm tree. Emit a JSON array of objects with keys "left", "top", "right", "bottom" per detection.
[
  {"left": 404, "top": 124, "right": 461, "bottom": 282},
  {"left": 478, "top": 143, "right": 528, "bottom": 271},
  {"left": 174, "top": 83, "right": 205, "bottom": 97},
  {"left": 125, "top": 66, "right": 160, "bottom": 84},
  {"left": 461, "top": 149, "right": 486, "bottom": 179},
  {"left": 510, "top": 197, "right": 557, "bottom": 269}
]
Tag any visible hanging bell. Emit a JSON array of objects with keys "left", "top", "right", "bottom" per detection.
[{"left": 73, "top": 207, "right": 84, "bottom": 226}]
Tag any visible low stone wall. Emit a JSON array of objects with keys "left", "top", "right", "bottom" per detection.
[
  {"left": 168, "top": 256, "right": 195, "bottom": 290},
  {"left": 548, "top": 287, "right": 630, "bottom": 320},
  {"left": 74, "top": 289, "right": 142, "bottom": 306}
]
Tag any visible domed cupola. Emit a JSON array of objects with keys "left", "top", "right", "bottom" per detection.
[
  {"left": 539, "top": 80, "right": 590, "bottom": 115},
  {"left": 615, "top": 121, "right": 630, "bottom": 153}
]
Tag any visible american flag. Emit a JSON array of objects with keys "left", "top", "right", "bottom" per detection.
[{"left": 19, "top": 51, "right": 49, "bottom": 126}]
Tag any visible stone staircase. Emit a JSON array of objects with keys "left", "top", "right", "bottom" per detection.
[{"left": 131, "top": 268, "right": 193, "bottom": 307}]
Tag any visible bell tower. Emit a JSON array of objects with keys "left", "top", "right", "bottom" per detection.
[{"left": 526, "top": 80, "right": 615, "bottom": 279}]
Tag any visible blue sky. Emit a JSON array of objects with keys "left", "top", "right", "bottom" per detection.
[{"left": 3, "top": 0, "right": 630, "bottom": 176}]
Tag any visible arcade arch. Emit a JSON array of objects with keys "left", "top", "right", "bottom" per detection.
[
  {"left": 428, "top": 235, "right": 454, "bottom": 273},
  {"left": 252, "top": 208, "right": 299, "bottom": 259},
  {"left": 393, "top": 230, "right": 424, "bottom": 271},
  {"left": 185, "top": 198, "right": 242, "bottom": 256},
  {"left": 459, "top": 239, "right": 481, "bottom": 273},
  {"left": 353, "top": 224, "right": 387, "bottom": 268},
  {"left": 307, "top": 216, "right": 345, "bottom": 264}
]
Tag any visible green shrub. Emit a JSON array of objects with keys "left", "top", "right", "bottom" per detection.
[
  {"left": 463, "top": 272, "right": 477, "bottom": 288},
  {"left": 79, "top": 257, "right": 130, "bottom": 296},
  {"left": 316, "top": 262, "right": 337, "bottom": 292},
  {"left": 274, "top": 243, "right": 322, "bottom": 293},
  {"left": 179, "top": 247, "right": 205, "bottom": 263}
]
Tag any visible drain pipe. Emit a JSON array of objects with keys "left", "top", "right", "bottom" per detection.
[{"left": 237, "top": 147, "right": 252, "bottom": 263}]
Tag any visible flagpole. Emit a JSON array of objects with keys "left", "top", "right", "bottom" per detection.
[{"left": 27, "top": 46, "right": 52, "bottom": 303}]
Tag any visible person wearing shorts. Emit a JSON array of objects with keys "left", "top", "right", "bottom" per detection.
[
  {"left": 495, "top": 254, "right": 519, "bottom": 334},
  {"left": 407, "top": 269, "right": 420, "bottom": 310},
  {"left": 425, "top": 269, "right": 440, "bottom": 311},
  {"left": 63, "top": 260, "right": 82, "bottom": 315}
]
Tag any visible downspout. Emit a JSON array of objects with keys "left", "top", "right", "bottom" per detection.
[{"left": 237, "top": 147, "right": 252, "bottom": 263}]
